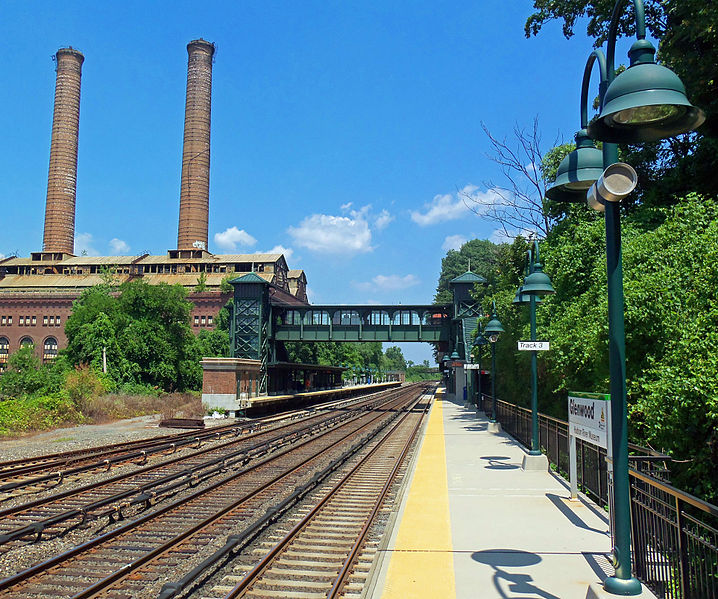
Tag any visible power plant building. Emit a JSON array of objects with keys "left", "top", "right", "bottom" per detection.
[{"left": 0, "top": 41, "right": 307, "bottom": 370}]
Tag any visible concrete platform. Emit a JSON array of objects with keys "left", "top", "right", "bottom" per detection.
[{"left": 371, "top": 391, "right": 656, "bottom": 599}]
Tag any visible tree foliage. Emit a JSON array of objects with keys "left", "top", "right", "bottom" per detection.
[
  {"left": 434, "top": 239, "right": 502, "bottom": 304},
  {"left": 525, "top": 0, "right": 718, "bottom": 203},
  {"left": 64, "top": 280, "right": 226, "bottom": 392},
  {"left": 0, "top": 346, "right": 68, "bottom": 400},
  {"left": 434, "top": 196, "right": 717, "bottom": 501},
  {"left": 384, "top": 346, "right": 407, "bottom": 372}
]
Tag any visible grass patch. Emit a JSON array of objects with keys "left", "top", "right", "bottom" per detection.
[
  {"left": 0, "top": 393, "right": 85, "bottom": 437},
  {"left": 0, "top": 392, "right": 205, "bottom": 438},
  {"left": 76, "top": 392, "right": 203, "bottom": 424}
]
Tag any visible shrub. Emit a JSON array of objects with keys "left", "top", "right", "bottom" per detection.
[
  {"left": 0, "top": 393, "right": 84, "bottom": 437},
  {"left": 65, "top": 365, "right": 108, "bottom": 412}
]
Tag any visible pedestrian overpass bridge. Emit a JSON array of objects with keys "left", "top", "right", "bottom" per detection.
[{"left": 228, "top": 270, "right": 487, "bottom": 394}]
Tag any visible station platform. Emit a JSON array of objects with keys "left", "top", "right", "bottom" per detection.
[
  {"left": 244, "top": 381, "right": 402, "bottom": 416},
  {"left": 370, "top": 389, "right": 656, "bottom": 599}
]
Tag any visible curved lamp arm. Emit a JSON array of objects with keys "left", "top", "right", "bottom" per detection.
[
  {"left": 606, "top": 0, "right": 646, "bottom": 86},
  {"left": 580, "top": 50, "right": 609, "bottom": 128}
]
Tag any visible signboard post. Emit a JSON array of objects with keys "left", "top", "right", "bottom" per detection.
[{"left": 567, "top": 392, "right": 611, "bottom": 500}]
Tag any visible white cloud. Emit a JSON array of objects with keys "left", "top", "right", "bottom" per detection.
[
  {"left": 340, "top": 202, "right": 353, "bottom": 212},
  {"left": 411, "top": 184, "right": 507, "bottom": 226},
  {"left": 288, "top": 207, "right": 373, "bottom": 255},
  {"left": 374, "top": 209, "right": 394, "bottom": 231},
  {"left": 214, "top": 227, "right": 257, "bottom": 251},
  {"left": 411, "top": 192, "right": 468, "bottom": 226},
  {"left": 353, "top": 274, "right": 420, "bottom": 292},
  {"left": 74, "top": 233, "right": 99, "bottom": 256},
  {"left": 0, "top": 253, "right": 5, "bottom": 260},
  {"left": 525, "top": 161, "right": 540, "bottom": 177},
  {"left": 258, "top": 245, "right": 295, "bottom": 263},
  {"left": 442, "top": 234, "right": 466, "bottom": 252},
  {"left": 108, "top": 238, "right": 130, "bottom": 255}
]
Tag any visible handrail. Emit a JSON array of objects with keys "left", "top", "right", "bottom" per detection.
[
  {"left": 629, "top": 467, "right": 718, "bottom": 518},
  {"left": 493, "top": 397, "right": 669, "bottom": 458},
  {"left": 481, "top": 394, "right": 718, "bottom": 599}
]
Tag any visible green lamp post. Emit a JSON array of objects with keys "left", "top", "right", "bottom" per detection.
[
  {"left": 546, "top": 1, "right": 704, "bottom": 594},
  {"left": 515, "top": 241, "right": 555, "bottom": 456},
  {"left": 483, "top": 302, "right": 504, "bottom": 424},
  {"left": 473, "top": 328, "right": 488, "bottom": 412}
]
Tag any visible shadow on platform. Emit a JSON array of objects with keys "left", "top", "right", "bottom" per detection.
[
  {"left": 546, "top": 493, "right": 609, "bottom": 535},
  {"left": 480, "top": 455, "right": 521, "bottom": 470},
  {"left": 471, "top": 549, "right": 561, "bottom": 599}
]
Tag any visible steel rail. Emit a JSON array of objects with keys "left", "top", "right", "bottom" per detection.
[
  {"left": 0, "top": 388, "right": 404, "bottom": 545},
  {"left": 327, "top": 393, "right": 430, "bottom": 598},
  {"left": 66, "top": 389, "right": 419, "bottom": 599},
  {"left": 0, "top": 385, "right": 396, "bottom": 486},
  {"left": 222, "top": 388, "right": 430, "bottom": 599},
  {"left": 0, "top": 386, "right": 417, "bottom": 596},
  {"left": 156, "top": 385, "right": 429, "bottom": 599}
]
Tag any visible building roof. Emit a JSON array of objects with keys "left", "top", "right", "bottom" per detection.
[
  {"left": 0, "top": 253, "right": 286, "bottom": 267},
  {"left": 0, "top": 274, "right": 109, "bottom": 289},
  {"left": 61, "top": 256, "right": 139, "bottom": 265},
  {"left": 449, "top": 271, "right": 487, "bottom": 285},
  {"left": 0, "top": 252, "right": 303, "bottom": 300},
  {"left": 229, "top": 272, "right": 268, "bottom": 284}
]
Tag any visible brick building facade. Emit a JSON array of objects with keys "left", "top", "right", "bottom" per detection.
[{"left": 0, "top": 253, "right": 307, "bottom": 370}]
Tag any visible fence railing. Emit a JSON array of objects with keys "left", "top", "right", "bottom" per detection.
[{"left": 476, "top": 395, "right": 718, "bottom": 599}]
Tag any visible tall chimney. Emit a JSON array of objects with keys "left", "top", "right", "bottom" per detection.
[
  {"left": 43, "top": 47, "right": 84, "bottom": 255},
  {"left": 177, "top": 39, "right": 215, "bottom": 251}
]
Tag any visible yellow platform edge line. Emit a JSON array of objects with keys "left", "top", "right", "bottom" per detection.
[{"left": 380, "top": 392, "right": 456, "bottom": 599}]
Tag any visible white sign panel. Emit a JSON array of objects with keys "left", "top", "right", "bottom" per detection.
[
  {"left": 518, "top": 340, "right": 550, "bottom": 351},
  {"left": 464, "top": 364, "right": 482, "bottom": 370},
  {"left": 568, "top": 394, "right": 610, "bottom": 449}
]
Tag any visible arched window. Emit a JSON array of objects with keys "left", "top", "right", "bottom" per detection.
[
  {"left": 334, "top": 310, "right": 360, "bottom": 326},
  {"left": 304, "top": 311, "right": 330, "bottom": 325},
  {"left": 0, "top": 337, "right": 8, "bottom": 369},
  {"left": 392, "top": 310, "right": 420, "bottom": 325},
  {"left": 43, "top": 337, "right": 58, "bottom": 362},
  {"left": 19, "top": 336, "right": 34, "bottom": 348},
  {"left": 368, "top": 310, "right": 390, "bottom": 325}
]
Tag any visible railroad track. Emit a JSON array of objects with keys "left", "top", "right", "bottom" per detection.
[
  {"left": 0, "top": 387, "right": 395, "bottom": 495},
  {"left": 0, "top": 383, "right": 429, "bottom": 598},
  {"left": 205, "top": 385, "right": 430, "bottom": 599},
  {"left": 0, "top": 388, "right": 406, "bottom": 551},
  {"left": 0, "top": 387, "right": 396, "bottom": 501}
]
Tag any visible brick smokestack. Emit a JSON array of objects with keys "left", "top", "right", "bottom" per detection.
[
  {"left": 43, "top": 47, "right": 84, "bottom": 255},
  {"left": 177, "top": 39, "right": 215, "bottom": 251}
]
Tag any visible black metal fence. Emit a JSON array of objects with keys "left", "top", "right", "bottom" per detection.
[{"left": 477, "top": 395, "right": 718, "bottom": 599}]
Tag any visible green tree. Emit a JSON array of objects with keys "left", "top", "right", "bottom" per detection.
[
  {"left": 384, "top": 346, "right": 407, "bottom": 371},
  {"left": 194, "top": 271, "right": 208, "bottom": 292},
  {"left": 64, "top": 280, "right": 224, "bottom": 392},
  {"left": 434, "top": 239, "right": 501, "bottom": 304},
  {"left": 524, "top": 0, "right": 718, "bottom": 203},
  {"left": 0, "top": 346, "right": 67, "bottom": 400}
]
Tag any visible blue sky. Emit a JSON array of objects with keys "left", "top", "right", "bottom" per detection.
[{"left": 0, "top": 1, "right": 595, "bottom": 363}]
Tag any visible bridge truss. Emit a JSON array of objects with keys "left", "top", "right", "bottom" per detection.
[{"left": 229, "top": 271, "right": 486, "bottom": 394}]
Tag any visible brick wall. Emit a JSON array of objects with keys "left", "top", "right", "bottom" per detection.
[
  {"left": 0, "top": 290, "right": 230, "bottom": 368},
  {"left": 0, "top": 295, "right": 73, "bottom": 367},
  {"left": 203, "top": 367, "right": 241, "bottom": 395}
]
